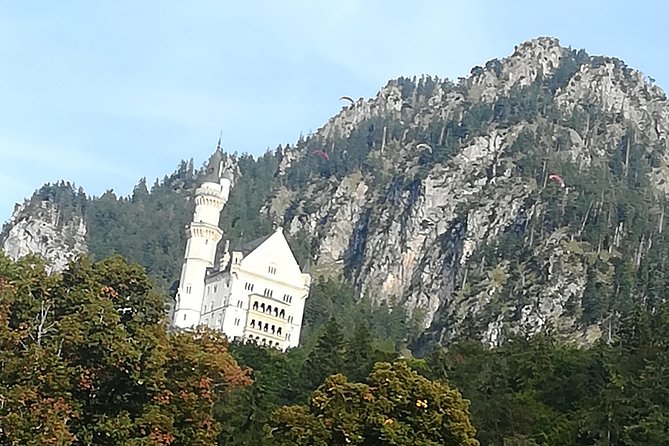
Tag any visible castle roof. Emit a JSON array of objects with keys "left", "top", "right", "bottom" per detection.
[
  {"left": 239, "top": 233, "right": 272, "bottom": 257},
  {"left": 200, "top": 149, "right": 224, "bottom": 185}
]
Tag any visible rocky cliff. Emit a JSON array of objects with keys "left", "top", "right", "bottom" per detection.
[
  {"left": 1, "top": 199, "right": 87, "bottom": 274},
  {"left": 4, "top": 37, "right": 669, "bottom": 351},
  {"left": 264, "top": 37, "right": 669, "bottom": 350}
]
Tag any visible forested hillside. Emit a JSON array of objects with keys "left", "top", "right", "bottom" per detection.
[
  {"left": 3, "top": 253, "right": 669, "bottom": 445},
  {"left": 4, "top": 36, "right": 669, "bottom": 355}
]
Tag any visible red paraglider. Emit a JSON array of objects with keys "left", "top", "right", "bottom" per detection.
[
  {"left": 312, "top": 149, "right": 330, "bottom": 161},
  {"left": 548, "top": 174, "right": 565, "bottom": 188}
]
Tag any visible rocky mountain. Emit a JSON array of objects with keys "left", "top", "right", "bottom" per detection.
[
  {"left": 1, "top": 183, "right": 88, "bottom": 274},
  {"left": 4, "top": 37, "right": 669, "bottom": 352}
]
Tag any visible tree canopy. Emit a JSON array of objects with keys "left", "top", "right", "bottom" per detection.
[
  {"left": 0, "top": 254, "right": 251, "bottom": 445},
  {"left": 268, "top": 361, "right": 479, "bottom": 446}
]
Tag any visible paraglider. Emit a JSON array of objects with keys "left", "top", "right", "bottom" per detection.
[
  {"left": 416, "top": 143, "right": 432, "bottom": 153},
  {"left": 340, "top": 96, "right": 354, "bottom": 105},
  {"left": 312, "top": 149, "right": 330, "bottom": 161},
  {"left": 548, "top": 174, "right": 565, "bottom": 188}
]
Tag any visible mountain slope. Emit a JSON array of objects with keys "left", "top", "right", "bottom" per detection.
[
  {"left": 4, "top": 37, "right": 669, "bottom": 352},
  {"left": 264, "top": 37, "right": 669, "bottom": 350}
]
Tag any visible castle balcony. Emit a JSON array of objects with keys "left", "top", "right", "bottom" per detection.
[
  {"left": 248, "top": 294, "right": 290, "bottom": 323},
  {"left": 188, "top": 223, "right": 223, "bottom": 242},
  {"left": 243, "top": 324, "right": 285, "bottom": 344},
  {"left": 248, "top": 307, "right": 288, "bottom": 324}
]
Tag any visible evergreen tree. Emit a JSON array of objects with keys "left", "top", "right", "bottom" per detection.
[
  {"left": 304, "top": 317, "right": 346, "bottom": 390},
  {"left": 344, "top": 320, "right": 374, "bottom": 382}
]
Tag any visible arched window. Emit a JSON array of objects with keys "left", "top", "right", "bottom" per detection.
[
  {"left": 277, "top": 327, "right": 282, "bottom": 336},
  {"left": 271, "top": 325, "right": 276, "bottom": 334},
  {"left": 279, "top": 309, "right": 285, "bottom": 318},
  {"left": 263, "top": 323, "right": 269, "bottom": 332},
  {"left": 250, "top": 319, "right": 255, "bottom": 328},
  {"left": 266, "top": 305, "right": 272, "bottom": 314},
  {"left": 253, "top": 301, "right": 259, "bottom": 310},
  {"left": 273, "top": 307, "right": 278, "bottom": 317},
  {"left": 260, "top": 303, "right": 265, "bottom": 312}
]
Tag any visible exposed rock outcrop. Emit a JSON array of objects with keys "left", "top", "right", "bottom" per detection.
[
  {"left": 2, "top": 201, "right": 87, "bottom": 273},
  {"left": 267, "top": 37, "right": 669, "bottom": 349}
]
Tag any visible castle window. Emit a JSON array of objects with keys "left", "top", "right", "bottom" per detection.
[
  {"left": 260, "top": 303, "right": 265, "bottom": 312},
  {"left": 244, "top": 282, "right": 255, "bottom": 292},
  {"left": 183, "top": 314, "right": 187, "bottom": 321},
  {"left": 263, "top": 288, "right": 273, "bottom": 298},
  {"left": 250, "top": 319, "right": 255, "bottom": 328},
  {"left": 271, "top": 325, "right": 276, "bottom": 334},
  {"left": 268, "top": 265, "right": 277, "bottom": 275},
  {"left": 287, "top": 334, "right": 291, "bottom": 342},
  {"left": 277, "top": 327, "right": 282, "bottom": 336},
  {"left": 185, "top": 284, "right": 192, "bottom": 294},
  {"left": 253, "top": 301, "right": 259, "bottom": 311},
  {"left": 264, "top": 323, "right": 269, "bottom": 332},
  {"left": 210, "top": 301, "right": 214, "bottom": 311},
  {"left": 203, "top": 304, "right": 208, "bottom": 312},
  {"left": 237, "top": 300, "right": 243, "bottom": 308},
  {"left": 273, "top": 307, "right": 278, "bottom": 317},
  {"left": 213, "top": 285, "right": 218, "bottom": 293},
  {"left": 234, "top": 318, "right": 240, "bottom": 326},
  {"left": 280, "top": 309, "right": 285, "bottom": 318},
  {"left": 288, "top": 316, "right": 294, "bottom": 324}
]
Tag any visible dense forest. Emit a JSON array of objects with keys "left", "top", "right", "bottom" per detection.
[
  {"left": 2, "top": 253, "right": 669, "bottom": 445},
  {"left": 4, "top": 38, "right": 669, "bottom": 443}
]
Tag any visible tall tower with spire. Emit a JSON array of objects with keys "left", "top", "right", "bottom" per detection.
[{"left": 172, "top": 143, "right": 231, "bottom": 329}]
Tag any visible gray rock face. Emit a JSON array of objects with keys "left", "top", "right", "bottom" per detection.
[
  {"left": 269, "top": 37, "right": 669, "bottom": 349},
  {"left": 1, "top": 201, "right": 87, "bottom": 273}
]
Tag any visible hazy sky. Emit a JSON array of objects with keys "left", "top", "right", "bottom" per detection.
[{"left": 1, "top": 0, "right": 668, "bottom": 221}]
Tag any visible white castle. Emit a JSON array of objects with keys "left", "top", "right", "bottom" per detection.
[{"left": 171, "top": 149, "right": 311, "bottom": 351}]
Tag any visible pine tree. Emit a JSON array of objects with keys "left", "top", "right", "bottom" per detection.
[
  {"left": 304, "top": 317, "right": 346, "bottom": 390},
  {"left": 345, "top": 320, "right": 374, "bottom": 382}
]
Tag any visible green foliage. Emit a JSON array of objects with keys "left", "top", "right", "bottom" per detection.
[
  {"left": 268, "top": 361, "right": 479, "bottom": 446},
  {"left": 86, "top": 161, "right": 199, "bottom": 289},
  {"left": 0, "top": 254, "right": 251, "bottom": 445},
  {"left": 420, "top": 307, "right": 669, "bottom": 446},
  {"left": 218, "top": 151, "right": 278, "bottom": 251},
  {"left": 304, "top": 318, "right": 347, "bottom": 389}
]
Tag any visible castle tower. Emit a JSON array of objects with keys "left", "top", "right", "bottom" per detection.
[{"left": 173, "top": 146, "right": 231, "bottom": 329}]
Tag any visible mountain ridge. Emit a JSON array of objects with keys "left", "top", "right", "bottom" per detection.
[{"left": 4, "top": 36, "right": 669, "bottom": 351}]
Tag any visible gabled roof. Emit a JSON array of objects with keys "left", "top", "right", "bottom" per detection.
[{"left": 239, "top": 233, "right": 272, "bottom": 257}]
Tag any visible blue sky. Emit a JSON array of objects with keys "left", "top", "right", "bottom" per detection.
[{"left": 1, "top": 0, "right": 668, "bottom": 222}]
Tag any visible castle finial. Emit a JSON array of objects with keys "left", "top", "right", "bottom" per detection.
[{"left": 216, "top": 132, "right": 222, "bottom": 153}]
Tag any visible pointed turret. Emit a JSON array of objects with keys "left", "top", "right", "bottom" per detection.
[{"left": 172, "top": 137, "right": 232, "bottom": 329}]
